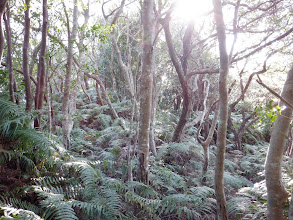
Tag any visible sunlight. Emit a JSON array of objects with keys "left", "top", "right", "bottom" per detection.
[{"left": 174, "top": 0, "right": 213, "bottom": 22}]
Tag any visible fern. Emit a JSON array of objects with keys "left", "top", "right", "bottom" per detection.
[
  {"left": 227, "top": 196, "right": 252, "bottom": 217},
  {"left": 225, "top": 159, "right": 240, "bottom": 173},
  {"left": 34, "top": 183, "right": 79, "bottom": 220},
  {"left": 150, "top": 166, "right": 187, "bottom": 192},
  {"left": 160, "top": 192, "right": 215, "bottom": 219},
  {"left": 96, "top": 113, "right": 112, "bottom": 128},
  {"left": 224, "top": 172, "right": 253, "bottom": 189},
  {"left": 0, "top": 206, "right": 43, "bottom": 220},
  {"left": 0, "top": 195, "right": 42, "bottom": 220}
]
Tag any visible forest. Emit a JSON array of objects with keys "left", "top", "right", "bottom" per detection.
[{"left": 0, "top": 0, "right": 292, "bottom": 219}]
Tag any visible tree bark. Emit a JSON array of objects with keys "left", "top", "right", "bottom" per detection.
[
  {"left": 34, "top": 0, "right": 48, "bottom": 129},
  {"left": 95, "top": 82, "right": 104, "bottom": 106},
  {"left": 162, "top": 18, "right": 194, "bottom": 143},
  {"left": 62, "top": 0, "right": 78, "bottom": 148},
  {"left": 213, "top": 0, "right": 229, "bottom": 219},
  {"left": 23, "top": 0, "right": 33, "bottom": 111},
  {"left": 199, "top": 107, "right": 219, "bottom": 184},
  {"left": 289, "top": 189, "right": 293, "bottom": 220},
  {"left": 0, "top": 0, "right": 7, "bottom": 63},
  {"left": 137, "top": 0, "right": 154, "bottom": 184},
  {"left": 3, "top": 6, "right": 15, "bottom": 103},
  {"left": 265, "top": 65, "right": 293, "bottom": 219},
  {"left": 85, "top": 72, "right": 119, "bottom": 120}
]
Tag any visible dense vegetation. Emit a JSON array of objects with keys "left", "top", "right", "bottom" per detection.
[{"left": 0, "top": 0, "right": 292, "bottom": 219}]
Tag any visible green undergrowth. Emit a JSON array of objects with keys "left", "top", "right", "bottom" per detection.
[{"left": 0, "top": 97, "right": 292, "bottom": 219}]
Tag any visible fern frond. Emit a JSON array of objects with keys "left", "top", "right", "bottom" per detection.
[
  {"left": 0, "top": 206, "right": 43, "bottom": 220},
  {"left": 225, "top": 159, "right": 240, "bottom": 173},
  {"left": 150, "top": 166, "right": 186, "bottom": 191},
  {"left": 0, "top": 196, "right": 40, "bottom": 215},
  {"left": 227, "top": 196, "right": 251, "bottom": 217},
  {"left": 224, "top": 172, "right": 253, "bottom": 189},
  {"left": 34, "top": 185, "right": 79, "bottom": 220},
  {"left": 160, "top": 193, "right": 215, "bottom": 219}
]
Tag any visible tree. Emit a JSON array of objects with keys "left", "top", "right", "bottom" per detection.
[
  {"left": 161, "top": 14, "right": 195, "bottom": 143},
  {"left": 3, "top": 3, "right": 16, "bottom": 103},
  {"left": 0, "top": 0, "right": 8, "bottom": 63},
  {"left": 213, "top": 0, "right": 229, "bottom": 218},
  {"left": 23, "top": 0, "right": 33, "bottom": 111},
  {"left": 34, "top": 0, "right": 48, "bottom": 128},
  {"left": 61, "top": 0, "right": 78, "bottom": 148},
  {"left": 265, "top": 64, "right": 293, "bottom": 219},
  {"left": 137, "top": 0, "right": 155, "bottom": 184}
]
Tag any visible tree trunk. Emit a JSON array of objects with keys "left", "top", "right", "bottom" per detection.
[
  {"left": 149, "top": 77, "right": 157, "bottom": 156},
  {"left": 0, "top": 0, "right": 7, "bottom": 63},
  {"left": 48, "top": 81, "right": 56, "bottom": 134},
  {"left": 265, "top": 65, "right": 293, "bottom": 219},
  {"left": 202, "top": 108, "right": 219, "bottom": 184},
  {"left": 95, "top": 82, "right": 104, "bottom": 105},
  {"left": 289, "top": 189, "right": 293, "bottom": 220},
  {"left": 162, "top": 18, "right": 194, "bottom": 143},
  {"left": 137, "top": 0, "right": 154, "bottom": 184},
  {"left": 85, "top": 72, "right": 119, "bottom": 120},
  {"left": 3, "top": 7, "right": 15, "bottom": 103},
  {"left": 23, "top": 0, "right": 33, "bottom": 111},
  {"left": 62, "top": 0, "right": 78, "bottom": 148},
  {"left": 34, "top": 0, "right": 48, "bottom": 129},
  {"left": 213, "top": 0, "right": 229, "bottom": 219}
]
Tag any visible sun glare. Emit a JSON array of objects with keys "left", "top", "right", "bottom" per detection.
[{"left": 174, "top": 0, "right": 213, "bottom": 22}]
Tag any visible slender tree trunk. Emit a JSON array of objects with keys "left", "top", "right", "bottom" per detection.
[
  {"left": 85, "top": 72, "right": 119, "bottom": 120},
  {"left": 289, "top": 189, "right": 293, "bottom": 220},
  {"left": 0, "top": 0, "right": 7, "bottom": 63},
  {"left": 34, "top": 0, "right": 48, "bottom": 129},
  {"left": 265, "top": 65, "right": 293, "bottom": 219},
  {"left": 84, "top": 75, "right": 89, "bottom": 90},
  {"left": 29, "top": 43, "right": 41, "bottom": 78},
  {"left": 62, "top": 0, "right": 78, "bottom": 148},
  {"left": 137, "top": 0, "right": 154, "bottom": 184},
  {"left": 149, "top": 80, "right": 157, "bottom": 156},
  {"left": 213, "top": 0, "right": 229, "bottom": 219},
  {"left": 162, "top": 18, "right": 194, "bottom": 143},
  {"left": 81, "top": 82, "right": 92, "bottom": 104},
  {"left": 48, "top": 81, "right": 56, "bottom": 134},
  {"left": 287, "top": 128, "right": 293, "bottom": 157},
  {"left": 23, "top": 0, "right": 33, "bottom": 111},
  {"left": 109, "top": 49, "right": 120, "bottom": 102},
  {"left": 95, "top": 82, "right": 104, "bottom": 105},
  {"left": 3, "top": 7, "right": 15, "bottom": 103},
  {"left": 78, "top": 0, "right": 91, "bottom": 104},
  {"left": 202, "top": 108, "right": 219, "bottom": 184},
  {"left": 149, "top": 21, "right": 160, "bottom": 157}
]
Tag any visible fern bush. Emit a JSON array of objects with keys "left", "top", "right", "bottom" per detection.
[
  {"left": 240, "top": 143, "right": 267, "bottom": 181},
  {"left": 0, "top": 99, "right": 55, "bottom": 173}
]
